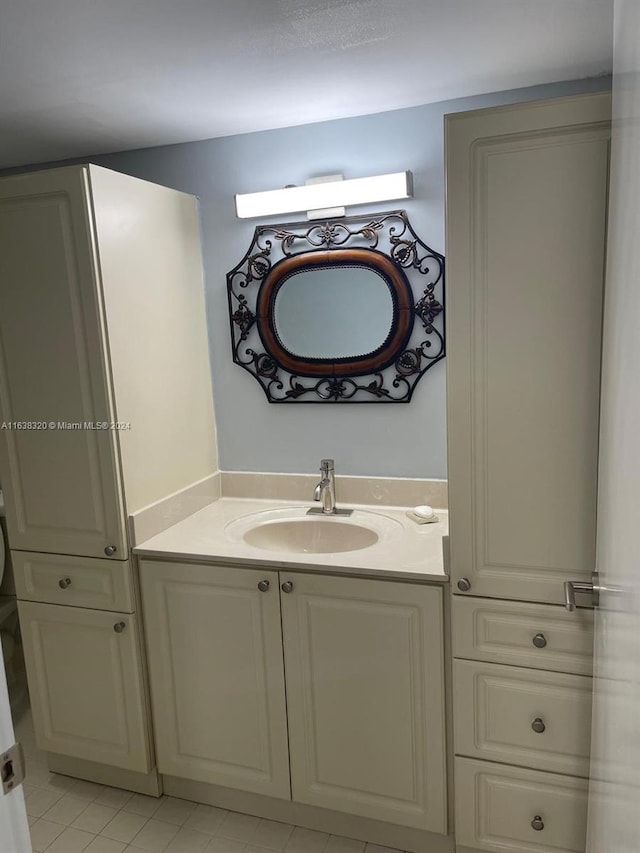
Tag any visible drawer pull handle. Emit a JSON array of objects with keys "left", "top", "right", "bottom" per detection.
[
  {"left": 531, "top": 717, "right": 546, "bottom": 734},
  {"left": 457, "top": 578, "right": 471, "bottom": 592},
  {"left": 104, "top": 545, "right": 117, "bottom": 557},
  {"left": 281, "top": 581, "right": 294, "bottom": 594},
  {"left": 257, "top": 580, "right": 270, "bottom": 592},
  {"left": 58, "top": 577, "right": 72, "bottom": 590},
  {"left": 532, "top": 633, "right": 547, "bottom": 648},
  {"left": 531, "top": 815, "right": 544, "bottom": 831},
  {"left": 113, "top": 621, "right": 126, "bottom": 633}
]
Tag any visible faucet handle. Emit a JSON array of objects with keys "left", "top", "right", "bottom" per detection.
[{"left": 320, "top": 458, "right": 334, "bottom": 472}]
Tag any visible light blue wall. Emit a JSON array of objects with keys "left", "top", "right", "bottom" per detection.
[{"left": 33, "top": 77, "right": 612, "bottom": 478}]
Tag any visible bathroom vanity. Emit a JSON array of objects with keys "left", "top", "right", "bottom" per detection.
[{"left": 134, "top": 497, "right": 451, "bottom": 853}]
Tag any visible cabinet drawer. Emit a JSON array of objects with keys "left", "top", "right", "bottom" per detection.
[
  {"left": 453, "top": 596, "right": 593, "bottom": 675},
  {"left": 455, "top": 757, "right": 588, "bottom": 853},
  {"left": 13, "top": 551, "right": 134, "bottom": 612},
  {"left": 454, "top": 660, "right": 592, "bottom": 777}
]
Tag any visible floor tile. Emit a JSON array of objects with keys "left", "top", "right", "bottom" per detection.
[
  {"left": 69, "top": 778, "right": 108, "bottom": 801},
  {"left": 73, "top": 802, "right": 120, "bottom": 834},
  {"left": 24, "top": 763, "right": 55, "bottom": 788},
  {"left": 28, "top": 818, "right": 65, "bottom": 852},
  {"left": 284, "top": 828, "right": 329, "bottom": 853},
  {"left": 153, "top": 796, "right": 197, "bottom": 826},
  {"left": 46, "top": 773, "right": 81, "bottom": 796},
  {"left": 325, "top": 837, "right": 365, "bottom": 853},
  {"left": 124, "top": 793, "right": 165, "bottom": 818},
  {"left": 46, "top": 826, "right": 96, "bottom": 853},
  {"left": 131, "top": 817, "right": 179, "bottom": 851},
  {"left": 247, "top": 820, "right": 294, "bottom": 851},
  {"left": 101, "top": 811, "right": 149, "bottom": 843},
  {"left": 43, "top": 793, "right": 93, "bottom": 825},
  {"left": 185, "top": 805, "right": 228, "bottom": 836},
  {"left": 95, "top": 787, "right": 135, "bottom": 810},
  {"left": 246, "top": 845, "right": 278, "bottom": 853},
  {"left": 217, "top": 811, "right": 261, "bottom": 842},
  {"left": 85, "top": 837, "right": 129, "bottom": 853},
  {"left": 23, "top": 784, "right": 64, "bottom": 818},
  {"left": 165, "top": 827, "right": 211, "bottom": 852},
  {"left": 204, "top": 839, "right": 247, "bottom": 853}
]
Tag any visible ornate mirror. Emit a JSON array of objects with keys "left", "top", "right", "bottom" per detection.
[{"left": 227, "top": 210, "right": 445, "bottom": 402}]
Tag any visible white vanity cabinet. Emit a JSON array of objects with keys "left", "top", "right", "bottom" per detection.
[
  {"left": 445, "top": 94, "right": 610, "bottom": 853},
  {"left": 0, "top": 165, "right": 217, "bottom": 784},
  {"left": 139, "top": 560, "right": 447, "bottom": 836},
  {"left": 0, "top": 165, "right": 216, "bottom": 559}
]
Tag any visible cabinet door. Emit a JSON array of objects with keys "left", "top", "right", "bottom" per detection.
[
  {"left": 18, "top": 600, "right": 151, "bottom": 772},
  {"left": 446, "top": 94, "right": 610, "bottom": 604},
  {"left": 0, "top": 168, "right": 127, "bottom": 559},
  {"left": 280, "top": 573, "right": 447, "bottom": 833},
  {"left": 139, "top": 560, "right": 290, "bottom": 799}
]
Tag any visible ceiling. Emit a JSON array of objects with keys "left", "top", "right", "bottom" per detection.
[{"left": 0, "top": 0, "right": 613, "bottom": 169}]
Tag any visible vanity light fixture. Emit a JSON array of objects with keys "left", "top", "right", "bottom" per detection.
[{"left": 234, "top": 171, "right": 413, "bottom": 219}]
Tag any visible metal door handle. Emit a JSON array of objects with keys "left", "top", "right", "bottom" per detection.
[
  {"left": 531, "top": 815, "right": 544, "bottom": 831},
  {"left": 281, "top": 581, "right": 294, "bottom": 593},
  {"left": 257, "top": 580, "right": 270, "bottom": 592},
  {"left": 564, "top": 572, "right": 600, "bottom": 611},
  {"left": 58, "top": 577, "right": 72, "bottom": 589},
  {"left": 531, "top": 717, "right": 546, "bottom": 733},
  {"left": 113, "top": 621, "right": 126, "bottom": 633}
]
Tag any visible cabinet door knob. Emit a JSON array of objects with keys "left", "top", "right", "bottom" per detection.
[
  {"left": 257, "top": 580, "right": 270, "bottom": 592},
  {"left": 58, "top": 577, "right": 72, "bottom": 589},
  {"left": 104, "top": 545, "right": 117, "bottom": 557},
  {"left": 281, "top": 581, "right": 294, "bottom": 594},
  {"left": 113, "top": 621, "right": 126, "bottom": 633},
  {"left": 531, "top": 717, "right": 546, "bottom": 734},
  {"left": 532, "top": 633, "right": 547, "bottom": 648},
  {"left": 457, "top": 578, "right": 471, "bottom": 592},
  {"left": 531, "top": 815, "right": 544, "bottom": 831}
]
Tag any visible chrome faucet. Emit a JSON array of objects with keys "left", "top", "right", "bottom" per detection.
[{"left": 308, "top": 459, "right": 352, "bottom": 516}]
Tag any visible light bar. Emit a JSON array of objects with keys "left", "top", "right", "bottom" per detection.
[{"left": 234, "top": 171, "right": 413, "bottom": 219}]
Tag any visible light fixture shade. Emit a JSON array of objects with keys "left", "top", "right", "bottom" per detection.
[{"left": 234, "top": 171, "right": 413, "bottom": 219}]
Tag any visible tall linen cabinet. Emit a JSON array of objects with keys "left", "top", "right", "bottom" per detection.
[
  {"left": 446, "top": 94, "right": 610, "bottom": 853},
  {"left": 0, "top": 165, "right": 218, "bottom": 790}
]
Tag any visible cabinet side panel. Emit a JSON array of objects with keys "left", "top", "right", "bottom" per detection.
[{"left": 88, "top": 166, "right": 218, "bottom": 515}]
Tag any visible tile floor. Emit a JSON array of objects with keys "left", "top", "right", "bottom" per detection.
[{"left": 15, "top": 711, "right": 404, "bottom": 853}]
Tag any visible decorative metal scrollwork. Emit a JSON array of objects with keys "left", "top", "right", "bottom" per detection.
[{"left": 226, "top": 209, "right": 445, "bottom": 403}]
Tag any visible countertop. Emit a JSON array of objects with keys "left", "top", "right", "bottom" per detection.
[{"left": 133, "top": 497, "right": 449, "bottom": 583}]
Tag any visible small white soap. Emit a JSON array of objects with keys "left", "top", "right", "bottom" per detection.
[
  {"left": 405, "top": 505, "right": 439, "bottom": 525},
  {"left": 414, "top": 505, "right": 435, "bottom": 520}
]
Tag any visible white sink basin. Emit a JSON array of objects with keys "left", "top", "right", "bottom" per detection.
[{"left": 225, "top": 507, "right": 401, "bottom": 555}]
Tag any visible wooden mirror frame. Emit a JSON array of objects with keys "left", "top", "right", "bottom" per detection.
[{"left": 227, "top": 210, "right": 445, "bottom": 403}]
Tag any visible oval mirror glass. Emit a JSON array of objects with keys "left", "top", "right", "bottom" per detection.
[{"left": 272, "top": 266, "right": 394, "bottom": 359}]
